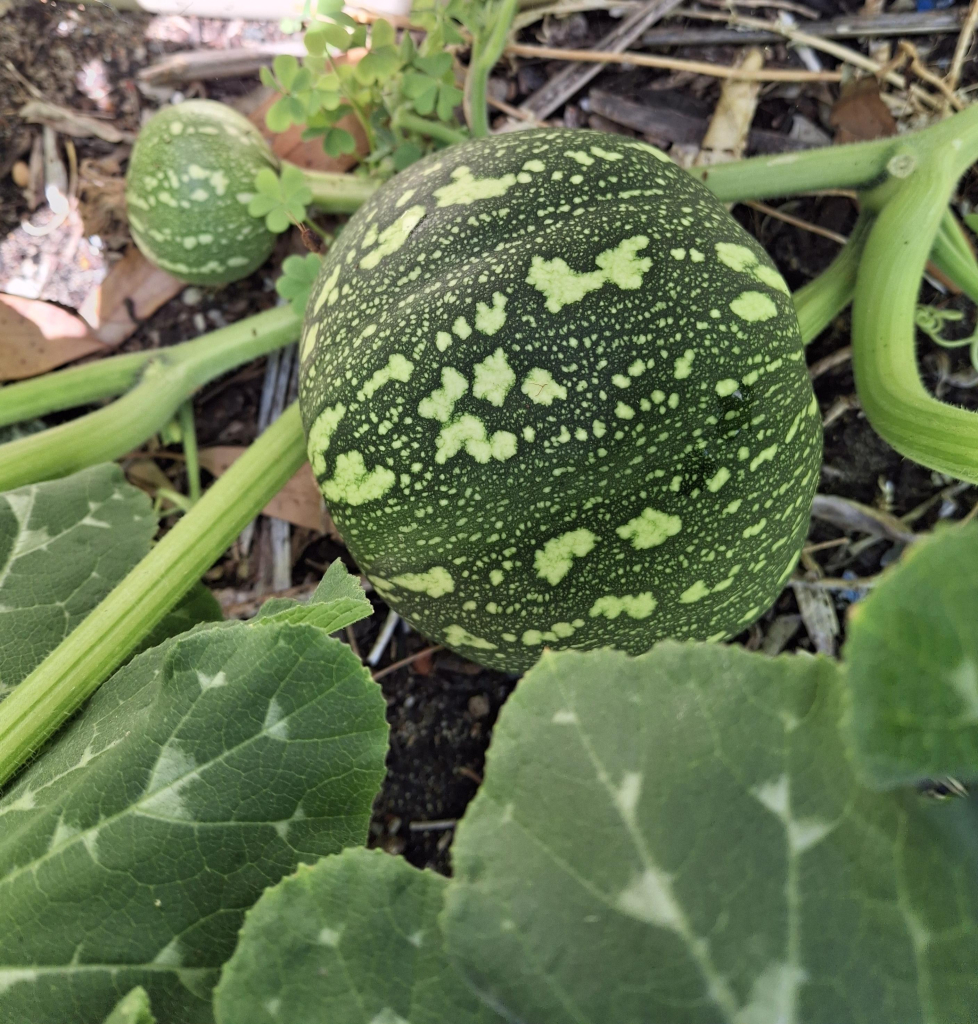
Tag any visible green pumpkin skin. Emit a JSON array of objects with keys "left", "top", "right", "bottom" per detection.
[
  {"left": 125, "top": 100, "right": 277, "bottom": 286},
  {"left": 299, "top": 129, "right": 821, "bottom": 672}
]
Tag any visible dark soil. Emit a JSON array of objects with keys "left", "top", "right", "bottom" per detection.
[{"left": 2, "top": 0, "right": 977, "bottom": 875}]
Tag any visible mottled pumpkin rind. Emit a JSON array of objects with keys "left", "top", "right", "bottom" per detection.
[
  {"left": 125, "top": 99, "right": 277, "bottom": 286},
  {"left": 299, "top": 129, "right": 821, "bottom": 672}
]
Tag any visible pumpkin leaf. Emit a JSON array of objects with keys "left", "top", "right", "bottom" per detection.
[
  {"left": 213, "top": 849, "right": 497, "bottom": 1024},
  {"left": 0, "top": 604, "right": 388, "bottom": 1022},
  {"left": 126, "top": 582, "right": 223, "bottom": 663},
  {"left": 845, "top": 522, "right": 978, "bottom": 787},
  {"left": 276, "top": 253, "right": 324, "bottom": 320},
  {"left": 248, "top": 165, "right": 313, "bottom": 234},
  {"left": 443, "top": 643, "right": 978, "bottom": 1023},
  {"left": 102, "top": 988, "right": 156, "bottom": 1024},
  {"left": 0, "top": 464, "right": 156, "bottom": 699},
  {"left": 253, "top": 556, "right": 371, "bottom": 632}
]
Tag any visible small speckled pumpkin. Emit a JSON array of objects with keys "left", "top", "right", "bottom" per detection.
[
  {"left": 125, "top": 100, "right": 277, "bottom": 286},
  {"left": 299, "top": 129, "right": 821, "bottom": 672}
]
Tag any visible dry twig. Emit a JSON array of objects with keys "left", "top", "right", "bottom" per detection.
[
  {"left": 372, "top": 645, "right": 444, "bottom": 681},
  {"left": 504, "top": 42, "right": 843, "bottom": 81},
  {"left": 744, "top": 199, "right": 848, "bottom": 244}
]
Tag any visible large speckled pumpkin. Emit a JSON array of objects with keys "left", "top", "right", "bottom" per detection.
[
  {"left": 299, "top": 129, "right": 821, "bottom": 672},
  {"left": 125, "top": 100, "right": 277, "bottom": 285}
]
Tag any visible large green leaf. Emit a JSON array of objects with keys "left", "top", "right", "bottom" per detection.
[
  {"left": 255, "top": 558, "right": 372, "bottom": 633},
  {"left": 845, "top": 523, "right": 978, "bottom": 787},
  {"left": 127, "top": 583, "right": 224, "bottom": 662},
  {"left": 0, "top": 613, "right": 388, "bottom": 1023},
  {"left": 102, "top": 988, "right": 156, "bottom": 1024},
  {"left": 444, "top": 643, "right": 978, "bottom": 1024},
  {"left": 214, "top": 848, "right": 498, "bottom": 1024},
  {"left": 0, "top": 464, "right": 156, "bottom": 696}
]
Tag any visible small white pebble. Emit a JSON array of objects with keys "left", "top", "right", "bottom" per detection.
[
  {"left": 192, "top": 312, "right": 207, "bottom": 334},
  {"left": 181, "top": 287, "right": 203, "bottom": 306}
]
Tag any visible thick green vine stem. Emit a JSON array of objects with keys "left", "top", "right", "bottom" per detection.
[
  {"left": 852, "top": 105, "right": 978, "bottom": 484},
  {"left": 0, "top": 304, "right": 301, "bottom": 492},
  {"left": 301, "top": 164, "right": 381, "bottom": 214},
  {"left": 793, "top": 212, "right": 873, "bottom": 345},
  {"left": 0, "top": 403, "right": 307, "bottom": 790},
  {"left": 393, "top": 109, "right": 469, "bottom": 146},
  {"left": 0, "top": 350, "right": 154, "bottom": 429},
  {"left": 464, "top": 0, "right": 520, "bottom": 138},
  {"left": 931, "top": 208, "right": 978, "bottom": 305}
]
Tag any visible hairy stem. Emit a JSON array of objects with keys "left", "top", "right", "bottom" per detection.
[
  {"left": 0, "top": 305, "right": 301, "bottom": 492},
  {"left": 394, "top": 109, "right": 469, "bottom": 145},
  {"left": 465, "top": 0, "right": 520, "bottom": 138},
  {"left": 930, "top": 208, "right": 978, "bottom": 305},
  {"left": 793, "top": 212, "right": 874, "bottom": 345},
  {"left": 0, "top": 404, "right": 307, "bottom": 790},
  {"left": 0, "top": 351, "right": 154, "bottom": 429},
  {"left": 852, "top": 117, "right": 978, "bottom": 484},
  {"left": 297, "top": 163, "right": 381, "bottom": 214}
]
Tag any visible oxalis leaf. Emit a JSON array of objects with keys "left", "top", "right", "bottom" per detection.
[
  {"left": 442, "top": 644, "right": 978, "bottom": 1023},
  {"left": 213, "top": 849, "right": 497, "bottom": 1024},
  {"left": 276, "top": 253, "right": 324, "bottom": 320},
  {"left": 0, "top": 568, "right": 387, "bottom": 1023},
  {"left": 845, "top": 522, "right": 978, "bottom": 787},
  {"left": 0, "top": 464, "right": 156, "bottom": 698}
]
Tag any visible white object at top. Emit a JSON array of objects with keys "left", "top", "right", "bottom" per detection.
[{"left": 128, "top": 0, "right": 411, "bottom": 17}]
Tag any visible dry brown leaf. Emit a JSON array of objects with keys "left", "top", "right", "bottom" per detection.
[
  {"left": 199, "top": 446, "right": 326, "bottom": 532},
  {"left": 125, "top": 457, "right": 175, "bottom": 496},
  {"left": 78, "top": 247, "right": 183, "bottom": 346},
  {"left": 829, "top": 78, "right": 897, "bottom": 144},
  {"left": 0, "top": 294, "right": 109, "bottom": 381}
]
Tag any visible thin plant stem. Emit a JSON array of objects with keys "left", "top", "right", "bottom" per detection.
[
  {"left": 178, "top": 399, "right": 201, "bottom": 504},
  {"left": 0, "top": 304, "right": 301, "bottom": 492},
  {"left": 0, "top": 351, "right": 154, "bottom": 430},
  {"left": 793, "top": 212, "right": 874, "bottom": 345},
  {"left": 0, "top": 404, "right": 307, "bottom": 790},
  {"left": 465, "top": 0, "right": 520, "bottom": 138},
  {"left": 394, "top": 109, "right": 468, "bottom": 145},
  {"left": 852, "top": 105, "right": 978, "bottom": 483},
  {"left": 931, "top": 209, "right": 978, "bottom": 306},
  {"left": 297, "top": 162, "right": 380, "bottom": 213}
]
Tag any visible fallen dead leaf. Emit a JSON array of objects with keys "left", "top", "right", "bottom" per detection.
[
  {"left": 199, "top": 446, "right": 326, "bottom": 532},
  {"left": 125, "top": 457, "right": 175, "bottom": 496},
  {"left": 78, "top": 247, "right": 183, "bottom": 346},
  {"left": 0, "top": 294, "right": 108, "bottom": 381},
  {"left": 829, "top": 77, "right": 897, "bottom": 144}
]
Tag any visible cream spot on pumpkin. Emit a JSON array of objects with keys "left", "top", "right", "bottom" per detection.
[
  {"left": 391, "top": 566, "right": 454, "bottom": 598},
  {"left": 522, "top": 368, "right": 567, "bottom": 405},
  {"left": 434, "top": 166, "right": 517, "bottom": 207},
  {"left": 322, "top": 451, "right": 394, "bottom": 506},
  {"left": 589, "top": 593, "right": 657, "bottom": 620},
  {"left": 534, "top": 529, "right": 597, "bottom": 585},
  {"left": 616, "top": 508, "right": 682, "bottom": 550},
  {"left": 730, "top": 291, "right": 778, "bottom": 322},
  {"left": 475, "top": 292, "right": 508, "bottom": 335},
  {"left": 444, "top": 624, "right": 497, "bottom": 650},
  {"left": 473, "top": 348, "right": 516, "bottom": 407},
  {"left": 360, "top": 205, "right": 426, "bottom": 270}
]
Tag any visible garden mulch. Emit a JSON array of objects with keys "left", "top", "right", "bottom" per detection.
[{"left": 1, "top": 0, "right": 976, "bottom": 873}]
